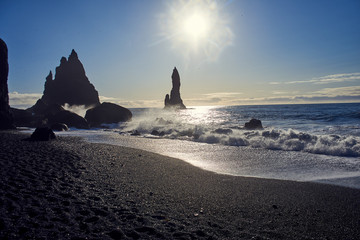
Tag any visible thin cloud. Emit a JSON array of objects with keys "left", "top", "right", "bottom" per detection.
[
  {"left": 202, "top": 92, "right": 243, "bottom": 97},
  {"left": 100, "top": 96, "right": 163, "bottom": 108},
  {"left": 9, "top": 88, "right": 360, "bottom": 110},
  {"left": 314, "top": 86, "right": 360, "bottom": 96},
  {"left": 271, "top": 72, "right": 360, "bottom": 85},
  {"left": 184, "top": 92, "right": 243, "bottom": 106},
  {"left": 184, "top": 86, "right": 360, "bottom": 106},
  {"left": 269, "top": 82, "right": 281, "bottom": 85},
  {"left": 8, "top": 92, "right": 42, "bottom": 109}
]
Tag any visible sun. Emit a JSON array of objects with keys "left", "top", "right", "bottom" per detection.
[
  {"left": 183, "top": 11, "right": 210, "bottom": 44},
  {"left": 158, "top": 0, "right": 234, "bottom": 62}
]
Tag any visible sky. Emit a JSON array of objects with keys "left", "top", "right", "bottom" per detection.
[{"left": 1, "top": 0, "right": 360, "bottom": 108}]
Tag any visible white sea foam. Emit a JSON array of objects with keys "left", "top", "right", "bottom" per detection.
[
  {"left": 53, "top": 104, "right": 360, "bottom": 189},
  {"left": 118, "top": 107, "right": 360, "bottom": 157},
  {"left": 55, "top": 129, "right": 360, "bottom": 189}
]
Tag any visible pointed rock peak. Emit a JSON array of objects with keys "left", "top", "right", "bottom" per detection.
[
  {"left": 60, "top": 56, "right": 67, "bottom": 65},
  {"left": 164, "top": 67, "right": 186, "bottom": 109},
  {"left": 69, "top": 49, "right": 78, "bottom": 61},
  {"left": 41, "top": 50, "right": 100, "bottom": 107},
  {"left": 46, "top": 71, "right": 53, "bottom": 81},
  {"left": 172, "top": 67, "right": 179, "bottom": 78}
]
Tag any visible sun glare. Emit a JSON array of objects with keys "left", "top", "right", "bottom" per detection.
[
  {"left": 183, "top": 12, "right": 210, "bottom": 43},
  {"left": 158, "top": 0, "right": 233, "bottom": 62}
]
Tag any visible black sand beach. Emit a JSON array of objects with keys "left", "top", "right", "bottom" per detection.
[{"left": 1, "top": 131, "right": 359, "bottom": 239}]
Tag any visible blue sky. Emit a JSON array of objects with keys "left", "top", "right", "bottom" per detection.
[{"left": 1, "top": 0, "right": 360, "bottom": 108}]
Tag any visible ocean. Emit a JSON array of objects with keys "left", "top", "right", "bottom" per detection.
[{"left": 55, "top": 103, "right": 360, "bottom": 189}]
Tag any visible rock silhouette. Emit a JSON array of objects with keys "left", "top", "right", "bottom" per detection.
[
  {"left": 164, "top": 67, "right": 186, "bottom": 109},
  {"left": 30, "top": 127, "right": 56, "bottom": 141},
  {"left": 12, "top": 99, "right": 90, "bottom": 129},
  {"left": 0, "top": 38, "right": 15, "bottom": 129},
  {"left": 11, "top": 49, "right": 132, "bottom": 129},
  {"left": 41, "top": 49, "right": 100, "bottom": 107},
  {"left": 85, "top": 102, "right": 132, "bottom": 127},
  {"left": 47, "top": 109, "right": 89, "bottom": 129},
  {"left": 11, "top": 108, "right": 35, "bottom": 127}
]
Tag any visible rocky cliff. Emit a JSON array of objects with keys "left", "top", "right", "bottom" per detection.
[
  {"left": 164, "top": 67, "right": 186, "bottom": 109},
  {"left": 41, "top": 49, "right": 100, "bottom": 107},
  {"left": 0, "top": 38, "right": 15, "bottom": 129}
]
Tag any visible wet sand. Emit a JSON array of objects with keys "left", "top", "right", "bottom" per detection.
[{"left": 1, "top": 131, "right": 359, "bottom": 239}]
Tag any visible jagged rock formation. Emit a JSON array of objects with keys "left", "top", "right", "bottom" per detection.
[
  {"left": 164, "top": 67, "right": 186, "bottom": 109},
  {"left": 11, "top": 108, "right": 35, "bottom": 127},
  {"left": 11, "top": 49, "right": 132, "bottom": 129},
  {"left": 85, "top": 102, "right": 132, "bottom": 127},
  {"left": 41, "top": 49, "right": 100, "bottom": 107},
  {"left": 0, "top": 38, "right": 15, "bottom": 129}
]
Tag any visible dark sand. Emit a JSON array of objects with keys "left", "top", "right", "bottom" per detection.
[{"left": 1, "top": 131, "right": 359, "bottom": 239}]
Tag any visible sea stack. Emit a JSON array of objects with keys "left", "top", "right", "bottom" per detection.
[
  {"left": 41, "top": 49, "right": 100, "bottom": 107},
  {"left": 164, "top": 67, "right": 186, "bottom": 109},
  {"left": 0, "top": 38, "right": 15, "bottom": 129}
]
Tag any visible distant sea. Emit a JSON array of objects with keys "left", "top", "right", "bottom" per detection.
[{"left": 55, "top": 103, "right": 360, "bottom": 189}]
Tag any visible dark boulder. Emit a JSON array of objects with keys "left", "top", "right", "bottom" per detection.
[
  {"left": 151, "top": 130, "right": 165, "bottom": 136},
  {"left": 43, "top": 104, "right": 65, "bottom": 116},
  {"left": 30, "top": 127, "right": 56, "bottom": 141},
  {"left": 131, "top": 130, "right": 141, "bottom": 136},
  {"left": 27, "top": 99, "right": 48, "bottom": 115},
  {"left": 27, "top": 99, "right": 66, "bottom": 117},
  {"left": 244, "top": 119, "right": 263, "bottom": 130},
  {"left": 10, "top": 108, "right": 40, "bottom": 128},
  {"left": 164, "top": 67, "right": 186, "bottom": 109},
  {"left": 0, "top": 38, "right": 15, "bottom": 129},
  {"left": 214, "top": 128, "right": 233, "bottom": 135},
  {"left": 13, "top": 98, "right": 88, "bottom": 129},
  {"left": 85, "top": 102, "right": 132, "bottom": 127},
  {"left": 51, "top": 123, "right": 69, "bottom": 131},
  {"left": 48, "top": 110, "right": 89, "bottom": 129},
  {"left": 41, "top": 49, "right": 100, "bottom": 107},
  {"left": 151, "top": 130, "right": 160, "bottom": 136}
]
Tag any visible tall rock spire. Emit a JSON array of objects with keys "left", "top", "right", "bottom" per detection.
[
  {"left": 164, "top": 67, "right": 186, "bottom": 109},
  {"left": 0, "top": 38, "right": 15, "bottom": 129}
]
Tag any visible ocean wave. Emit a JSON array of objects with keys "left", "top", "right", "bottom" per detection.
[{"left": 118, "top": 110, "right": 360, "bottom": 158}]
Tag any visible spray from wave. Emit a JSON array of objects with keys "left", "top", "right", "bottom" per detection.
[
  {"left": 116, "top": 107, "right": 360, "bottom": 158},
  {"left": 62, "top": 103, "right": 94, "bottom": 118}
]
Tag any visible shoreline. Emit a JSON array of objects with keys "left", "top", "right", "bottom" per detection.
[
  {"left": 1, "top": 130, "right": 360, "bottom": 239},
  {"left": 53, "top": 129, "right": 360, "bottom": 190}
]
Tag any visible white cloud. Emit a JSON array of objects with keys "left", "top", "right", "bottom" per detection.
[
  {"left": 8, "top": 92, "right": 42, "bottom": 109},
  {"left": 184, "top": 86, "right": 360, "bottom": 106},
  {"left": 8, "top": 87, "right": 360, "bottom": 111},
  {"left": 313, "top": 86, "right": 360, "bottom": 96},
  {"left": 8, "top": 93, "right": 163, "bottom": 110},
  {"left": 102, "top": 86, "right": 360, "bottom": 107},
  {"left": 271, "top": 72, "right": 360, "bottom": 85},
  {"left": 184, "top": 92, "right": 243, "bottom": 106},
  {"left": 202, "top": 92, "right": 243, "bottom": 97},
  {"left": 100, "top": 96, "right": 163, "bottom": 108}
]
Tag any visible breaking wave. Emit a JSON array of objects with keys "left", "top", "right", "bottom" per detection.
[{"left": 116, "top": 107, "right": 360, "bottom": 158}]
